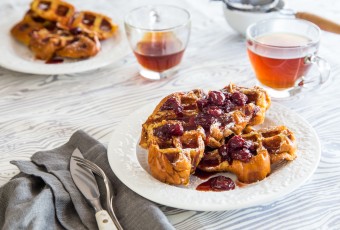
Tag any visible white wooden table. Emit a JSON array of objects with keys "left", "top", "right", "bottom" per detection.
[{"left": 1, "top": 0, "right": 340, "bottom": 229}]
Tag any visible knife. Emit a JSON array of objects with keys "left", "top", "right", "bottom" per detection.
[{"left": 70, "top": 148, "right": 117, "bottom": 230}]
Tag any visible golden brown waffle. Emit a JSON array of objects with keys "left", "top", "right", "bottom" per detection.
[
  {"left": 222, "top": 84, "right": 271, "bottom": 125},
  {"left": 197, "top": 132, "right": 271, "bottom": 183},
  {"left": 30, "top": 0, "right": 75, "bottom": 26},
  {"left": 147, "top": 120, "right": 205, "bottom": 185},
  {"left": 141, "top": 84, "right": 271, "bottom": 148},
  {"left": 140, "top": 84, "right": 273, "bottom": 185},
  {"left": 10, "top": 11, "right": 47, "bottom": 45},
  {"left": 28, "top": 28, "right": 101, "bottom": 60},
  {"left": 197, "top": 126, "right": 296, "bottom": 183},
  {"left": 56, "top": 34, "right": 101, "bottom": 59},
  {"left": 11, "top": 0, "right": 118, "bottom": 61},
  {"left": 28, "top": 28, "right": 71, "bottom": 60},
  {"left": 70, "top": 11, "right": 118, "bottom": 40},
  {"left": 258, "top": 126, "right": 297, "bottom": 164},
  {"left": 140, "top": 89, "right": 204, "bottom": 149}
]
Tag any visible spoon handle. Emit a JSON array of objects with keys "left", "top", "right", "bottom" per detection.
[{"left": 296, "top": 11, "right": 340, "bottom": 34}]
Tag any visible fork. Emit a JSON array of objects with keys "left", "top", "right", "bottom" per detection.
[{"left": 73, "top": 156, "right": 123, "bottom": 230}]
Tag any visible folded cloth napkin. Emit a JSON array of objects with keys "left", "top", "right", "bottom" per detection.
[{"left": 0, "top": 130, "right": 175, "bottom": 230}]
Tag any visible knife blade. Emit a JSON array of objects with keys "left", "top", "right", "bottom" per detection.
[{"left": 70, "top": 148, "right": 117, "bottom": 230}]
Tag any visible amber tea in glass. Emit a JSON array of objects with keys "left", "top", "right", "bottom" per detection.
[
  {"left": 125, "top": 5, "right": 191, "bottom": 80},
  {"left": 134, "top": 32, "right": 185, "bottom": 73},
  {"left": 247, "top": 33, "right": 313, "bottom": 89},
  {"left": 246, "top": 18, "right": 330, "bottom": 99}
]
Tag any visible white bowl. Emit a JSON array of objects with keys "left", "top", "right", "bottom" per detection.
[{"left": 223, "top": 7, "right": 292, "bottom": 36}]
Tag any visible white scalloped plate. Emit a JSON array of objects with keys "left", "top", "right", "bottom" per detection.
[
  {"left": 0, "top": 1, "right": 129, "bottom": 75},
  {"left": 108, "top": 102, "right": 320, "bottom": 211}
]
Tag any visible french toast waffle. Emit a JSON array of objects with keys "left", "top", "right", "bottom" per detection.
[
  {"left": 147, "top": 120, "right": 205, "bottom": 185},
  {"left": 140, "top": 84, "right": 275, "bottom": 185},
  {"left": 56, "top": 33, "right": 101, "bottom": 58},
  {"left": 140, "top": 89, "right": 205, "bottom": 149},
  {"left": 10, "top": 11, "right": 47, "bottom": 46},
  {"left": 28, "top": 28, "right": 73, "bottom": 60},
  {"left": 71, "top": 11, "right": 118, "bottom": 40},
  {"left": 10, "top": 0, "right": 118, "bottom": 61},
  {"left": 29, "top": 28, "right": 100, "bottom": 60},
  {"left": 258, "top": 126, "right": 297, "bottom": 164},
  {"left": 141, "top": 83, "right": 271, "bottom": 148},
  {"left": 197, "top": 126, "right": 296, "bottom": 183},
  {"left": 222, "top": 84, "right": 271, "bottom": 126},
  {"left": 198, "top": 132, "right": 271, "bottom": 183},
  {"left": 30, "top": 0, "right": 75, "bottom": 26}
]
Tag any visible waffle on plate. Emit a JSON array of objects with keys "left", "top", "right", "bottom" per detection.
[
  {"left": 197, "top": 126, "right": 296, "bottom": 183},
  {"left": 140, "top": 83, "right": 297, "bottom": 186},
  {"left": 10, "top": 0, "right": 118, "bottom": 61}
]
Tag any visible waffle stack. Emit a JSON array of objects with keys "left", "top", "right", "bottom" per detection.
[
  {"left": 140, "top": 83, "right": 297, "bottom": 185},
  {"left": 11, "top": 0, "right": 118, "bottom": 60}
]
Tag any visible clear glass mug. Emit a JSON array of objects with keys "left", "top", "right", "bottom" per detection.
[
  {"left": 246, "top": 18, "right": 330, "bottom": 99},
  {"left": 124, "top": 5, "right": 191, "bottom": 80}
]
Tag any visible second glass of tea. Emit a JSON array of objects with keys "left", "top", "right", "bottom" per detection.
[
  {"left": 125, "top": 5, "right": 191, "bottom": 80},
  {"left": 246, "top": 18, "right": 330, "bottom": 99}
]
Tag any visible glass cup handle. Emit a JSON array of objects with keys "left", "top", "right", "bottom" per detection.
[{"left": 305, "top": 55, "right": 331, "bottom": 85}]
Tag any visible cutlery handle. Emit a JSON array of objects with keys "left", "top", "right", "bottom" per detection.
[
  {"left": 95, "top": 210, "right": 117, "bottom": 230},
  {"left": 295, "top": 12, "right": 340, "bottom": 34}
]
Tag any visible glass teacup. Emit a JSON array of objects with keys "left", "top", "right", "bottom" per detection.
[
  {"left": 125, "top": 5, "right": 191, "bottom": 80},
  {"left": 246, "top": 18, "right": 330, "bottom": 99}
]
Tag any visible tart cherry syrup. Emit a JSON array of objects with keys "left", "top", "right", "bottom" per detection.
[{"left": 196, "top": 175, "right": 235, "bottom": 192}]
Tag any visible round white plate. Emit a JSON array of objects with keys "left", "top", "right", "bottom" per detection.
[
  {"left": 0, "top": 1, "right": 129, "bottom": 75},
  {"left": 108, "top": 102, "right": 320, "bottom": 211}
]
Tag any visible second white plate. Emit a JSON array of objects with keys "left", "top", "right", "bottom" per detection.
[{"left": 0, "top": 1, "right": 129, "bottom": 75}]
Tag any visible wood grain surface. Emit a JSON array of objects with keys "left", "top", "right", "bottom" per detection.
[{"left": 1, "top": 0, "right": 340, "bottom": 229}]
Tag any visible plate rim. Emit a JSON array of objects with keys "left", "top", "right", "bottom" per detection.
[{"left": 107, "top": 102, "right": 321, "bottom": 211}]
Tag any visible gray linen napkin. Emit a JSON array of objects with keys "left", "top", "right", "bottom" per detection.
[{"left": 0, "top": 130, "right": 175, "bottom": 230}]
